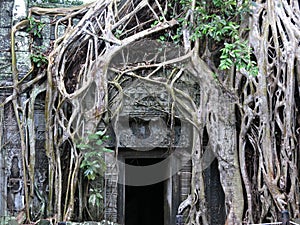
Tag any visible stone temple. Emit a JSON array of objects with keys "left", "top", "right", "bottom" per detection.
[{"left": 0, "top": 0, "right": 225, "bottom": 224}]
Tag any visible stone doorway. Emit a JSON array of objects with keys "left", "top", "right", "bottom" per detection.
[
  {"left": 125, "top": 158, "right": 164, "bottom": 225},
  {"left": 115, "top": 150, "right": 180, "bottom": 225}
]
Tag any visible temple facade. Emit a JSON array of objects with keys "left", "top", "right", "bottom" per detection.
[{"left": 0, "top": 1, "right": 225, "bottom": 224}]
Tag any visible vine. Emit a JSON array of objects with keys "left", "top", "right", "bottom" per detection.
[
  {"left": 2, "top": 0, "right": 300, "bottom": 224},
  {"left": 26, "top": 16, "right": 45, "bottom": 38}
]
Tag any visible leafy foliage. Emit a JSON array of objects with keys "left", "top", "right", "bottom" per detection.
[
  {"left": 219, "top": 39, "right": 258, "bottom": 76},
  {"left": 78, "top": 131, "right": 112, "bottom": 181},
  {"left": 30, "top": 46, "right": 48, "bottom": 68},
  {"left": 30, "top": 53, "right": 48, "bottom": 68},
  {"left": 77, "top": 131, "right": 112, "bottom": 210},
  {"left": 177, "top": 0, "right": 258, "bottom": 75},
  {"left": 88, "top": 187, "right": 103, "bottom": 207},
  {"left": 7, "top": 0, "right": 299, "bottom": 223},
  {"left": 26, "top": 16, "right": 45, "bottom": 38}
]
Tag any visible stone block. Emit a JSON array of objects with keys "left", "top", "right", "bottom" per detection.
[
  {"left": 72, "top": 18, "right": 80, "bottom": 26},
  {"left": 83, "top": 222, "right": 101, "bottom": 225},
  {"left": 65, "top": 222, "right": 80, "bottom": 225},
  {"left": 0, "top": 216, "right": 18, "bottom": 225},
  {"left": 38, "top": 219, "right": 50, "bottom": 225},
  {"left": 41, "top": 16, "right": 51, "bottom": 38},
  {"left": 0, "top": 52, "right": 12, "bottom": 74},
  {"left": 39, "top": 16, "right": 52, "bottom": 49},
  {"left": 0, "top": 73, "right": 13, "bottom": 86},
  {"left": 12, "top": 0, "right": 27, "bottom": 24},
  {"left": 0, "top": 52, "right": 30, "bottom": 79},
  {"left": 57, "top": 24, "right": 66, "bottom": 39},
  {"left": 0, "top": 2, "right": 13, "bottom": 28},
  {"left": 15, "top": 52, "right": 31, "bottom": 74},
  {"left": 2, "top": 126, "right": 19, "bottom": 148},
  {"left": 0, "top": 88, "right": 12, "bottom": 98},
  {"left": 0, "top": 28, "right": 11, "bottom": 52},
  {"left": 15, "top": 31, "right": 30, "bottom": 52},
  {"left": 7, "top": 219, "right": 18, "bottom": 225}
]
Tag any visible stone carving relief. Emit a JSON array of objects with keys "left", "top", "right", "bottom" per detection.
[
  {"left": 7, "top": 155, "right": 23, "bottom": 213},
  {"left": 114, "top": 81, "right": 192, "bottom": 149},
  {"left": 2, "top": 103, "right": 23, "bottom": 214},
  {"left": 1, "top": 100, "right": 47, "bottom": 216}
]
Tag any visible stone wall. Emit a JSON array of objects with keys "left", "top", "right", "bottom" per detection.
[
  {"left": 0, "top": 0, "right": 28, "bottom": 221},
  {"left": 0, "top": 0, "right": 88, "bottom": 223},
  {"left": 0, "top": 1, "right": 198, "bottom": 224}
]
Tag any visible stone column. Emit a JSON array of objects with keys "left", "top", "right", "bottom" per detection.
[{"left": 0, "top": 0, "right": 15, "bottom": 220}]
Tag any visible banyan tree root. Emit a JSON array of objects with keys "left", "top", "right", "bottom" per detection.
[{"left": 3, "top": 0, "right": 300, "bottom": 223}]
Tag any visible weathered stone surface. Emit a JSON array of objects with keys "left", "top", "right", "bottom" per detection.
[
  {"left": 41, "top": 16, "right": 51, "bottom": 48},
  {"left": 57, "top": 24, "right": 66, "bottom": 39},
  {"left": 0, "top": 28, "right": 11, "bottom": 52},
  {"left": 32, "top": 105, "right": 48, "bottom": 218},
  {"left": 117, "top": 116, "right": 191, "bottom": 148},
  {"left": 38, "top": 219, "right": 51, "bottom": 225},
  {"left": 61, "top": 222, "right": 100, "bottom": 225},
  {"left": 0, "top": 52, "right": 12, "bottom": 74},
  {"left": 15, "top": 52, "right": 31, "bottom": 74},
  {"left": 0, "top": 74, "right": 13, "bottom": 86},
  {"left": 104, "top": 153, "right": 118, "bottom": 223},
  {"left": 112, "top": 81, "right": 193, "bottom": 148},
  {"left": 8, "top": 219, "right": 18, "bottom": 225},
  {"left": 15, "top": 31, "right": 30, "bottom": 52},
  {"left": 0, "top": 2, "right": 13, "bottom": 28},
  {"left": 12, "top": 0, "right": 27, "bottom": 24},
  {"left": 2, "top": 102, "right": 24, "bottom": 215}
]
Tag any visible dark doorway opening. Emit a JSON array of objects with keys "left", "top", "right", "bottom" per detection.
[
  {"left": 125, "top": 158, "right": 164, "bottom": 225},
  {"left": 204, "top": 158, "right": 226, "bottom": 224}
]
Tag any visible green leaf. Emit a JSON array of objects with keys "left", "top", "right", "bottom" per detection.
[
  {"left": 102, "top": 148, "right": 114, "bottom": 153},
  {"left": 225, "top": 58, "right": 233, "bottom": 66},
  {"left": 151, "top": 20, "right": 159, "bottom": 27},
  {"left": 77, "top": 143, "right": 90, "bottom": 149},
  {"left": 102, "top": 135, "right": 110, "bottom": 140},
  {"left": 96, "top": 139, "right": 103, "bottom": 146},
  {"left": 96, "top": 193, "right": 103, "bottom": 199},
  {"left": 95, "top": 130, "right": 105, "bottom": 136},
  {"left": 115, "top": 29, "right": 122, "bottom": 37},
  {"left": 84, "top": 168, "right": 92, "bottom": 176},
  {"left": 89, "top": 194, "right": 96, "bottom": 206},
  {"left": 88, "top": 134, "right": 99, "bottom": 140},
  {"left": 159, "top": 36, "right": 165, "bottom": 41},
  {"left": 85, "top": 169, "right": 96, "bottom": 180},
  {"left": 92, "top": 162, "right": 101, "bottom": 169},
  {"left": 80, "top": 161, "right": 87, "bottom": 168}
]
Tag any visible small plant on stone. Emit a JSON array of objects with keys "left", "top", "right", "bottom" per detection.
[
  {"left": 77, "top": 131, "right": 113, "bottom": 209},
  {"left": 30, "top": 53, "right": 48, "bottom": 68},
  {"left": 30, "top": 46, "right": 48, "bottom": 68},
  {"left": 26, "top": 16, "right": 45, "bottom": 38},
  {"left": 78, "top": 130, "right": 112, "bottom": 180}
]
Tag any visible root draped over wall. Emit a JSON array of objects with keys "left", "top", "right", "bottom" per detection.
[{"left": 2, "top": 0, "right": 300, "bottom": 224}]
